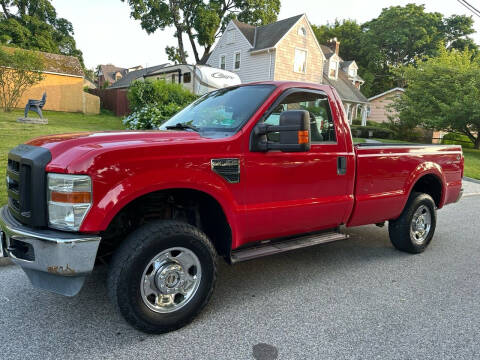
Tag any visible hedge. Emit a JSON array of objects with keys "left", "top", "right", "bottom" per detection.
[
  {"left": 350, "top": 125, "right": 395, "bottom": 139},
  {"left": 442, "top": 133, "right": 474, "bottom": 149}
]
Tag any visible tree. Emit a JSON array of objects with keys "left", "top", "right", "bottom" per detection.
[
  {"left": 392, "top": 48, "right": 480, "bottom": 149},
  {"left": 312, "top": 4, "right": 478, "bottom": 97},
  {"left": 0, "top": 0, "right": 84, "bottom": 65},
  {"left": 361, "top": 4, "right": 476, "bottom": 96},
  {"left": 122, "top": 0, "right": 280, "bottom": 64},
  {"left": 0, "top": 47, "right": 44, "bottom": 112}
]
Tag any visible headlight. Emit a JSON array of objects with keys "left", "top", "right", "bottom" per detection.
[{"left": 47, "top": 173, "right": 92, "bottom": 231}]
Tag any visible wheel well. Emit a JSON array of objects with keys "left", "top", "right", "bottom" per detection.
[
  {"left": 98, "top": 189, "right": 232, "bottom": 262},
  {"left": 411, "top": 174, "right": 442, "bottom": 207}
]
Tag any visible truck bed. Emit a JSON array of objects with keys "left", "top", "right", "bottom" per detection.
[{"left": 347, "top": 144, "right": 463, "bottom": 227}]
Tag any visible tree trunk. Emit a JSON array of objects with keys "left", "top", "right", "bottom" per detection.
[
  {"left": 169, "top": 0, "right": 187, "bottom": 64},
  {"left": 175, "top": 28, "right": 187, "bottom": 64},
  {"left": 186, "top": 27, "right": 200, "bottom": 64},
  {"left": 475, "top": 136, "right": 480, "bottom": 150}
]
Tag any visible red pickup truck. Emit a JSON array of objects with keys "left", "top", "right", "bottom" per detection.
[{"left": 0, "top": 81, "right": 463, "bottom": 333}]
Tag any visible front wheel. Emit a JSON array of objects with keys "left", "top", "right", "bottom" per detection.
[
  {"left": 107, "top": 220, "right": 217, "bottom": 334},
  {"left": 388, "top": 192, "right": 437, "bottom": 254}
]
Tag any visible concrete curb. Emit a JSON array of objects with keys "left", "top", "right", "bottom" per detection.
[
  {"left": 0, "top": 257, "right": 13, "bottom": 267},
  {"left": 463, "top": 176, "right": 480, "bottom": 184}
]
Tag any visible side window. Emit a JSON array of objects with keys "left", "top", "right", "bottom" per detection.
[{"left": 263, "top": 92, "right": 336, "bottom": 143}]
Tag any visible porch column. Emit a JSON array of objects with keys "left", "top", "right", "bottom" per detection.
[
  {"left": 345, "top": 103, "right": 351, "bottom": 124},
  {"left": 361, "top": 104, "right": 368, "bottom": 126}
]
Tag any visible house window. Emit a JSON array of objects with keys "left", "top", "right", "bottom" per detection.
[
  {"left": 348, "top": 67, "right": 357, "bottom": 77},
  {"left": 183, "top": 72, "right": 191, "bottom": 83},
  {"left": 226, "top": 29, "right": 235, "bottom": 44},
  {"left": 220, "top": 55, "right": 226, "bottom": 70},
  {"left": 234, "top": 52, "right": 241, "bottom": 70},
  {"left": 329, "top": 59, "right": 338, "bottom": 79},
  {"left": 298, "top": 26, "right": 307, "bottom": 37},
  {"left": 294, "top": 49, "right": 307, "bottom": 73}
]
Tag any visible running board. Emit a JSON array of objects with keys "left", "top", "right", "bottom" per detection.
[{"left": 231, "top": 231, "right": 349, "bottom": 263}]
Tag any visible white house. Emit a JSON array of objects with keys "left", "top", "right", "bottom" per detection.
[{"left": 206, "top": 13, "right": 369, "bottom": 124}]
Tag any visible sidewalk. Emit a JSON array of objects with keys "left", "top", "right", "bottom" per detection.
[{"left": 463, "top": 177, "right": 480, "bottom": 197}]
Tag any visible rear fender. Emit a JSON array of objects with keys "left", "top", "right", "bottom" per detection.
[{"left": 403, "top": 161, "right": 446, "bottom": 209}]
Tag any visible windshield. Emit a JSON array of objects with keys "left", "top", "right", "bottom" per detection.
[{"left": 160, "top": 84, "right": 275, "bottom": 137}]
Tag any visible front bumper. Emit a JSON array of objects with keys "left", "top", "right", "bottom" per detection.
[{"left": 0, "top": 205, "right": 100, "bottom": 296}]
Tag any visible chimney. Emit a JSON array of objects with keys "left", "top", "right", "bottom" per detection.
[{"left": 327, "top": 37, "right": 340, "bottom": 56}]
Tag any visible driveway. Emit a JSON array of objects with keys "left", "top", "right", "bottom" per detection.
[{"left": 0, "top": 195, "right": 479, "bottom": 360}]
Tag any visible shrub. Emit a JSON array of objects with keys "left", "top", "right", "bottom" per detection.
[
  {"left": 124, "top": 79, "right": 197, "bottom": 130},
  {"left": 442, "top": 133, "right": 474, "bottom": 149},
  {"left": 127, "top": 79, "right": 196, "bottom": 112},
  {"left": 350, "top": 125, "right": 395, "bottom": 139},
  {"left": 123, "top": 103, "right": 185, "bottom": 130}
]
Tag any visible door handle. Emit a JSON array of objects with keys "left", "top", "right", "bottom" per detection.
[{"left": 337, "top": 156, "right": 347, "bottom": 175}]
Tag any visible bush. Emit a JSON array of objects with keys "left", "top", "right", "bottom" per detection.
[
  {"left": 123, "top": 103, "right": 186, "bottom": 130},
  {"left": 350, "top": 125, "right": 395, "bottom": 139},
  {"left": 124, "top": 79, "right": 197, "bottom": 130},
  {"left": 442, "top": 132, "right": 474, "bottom": 149}
]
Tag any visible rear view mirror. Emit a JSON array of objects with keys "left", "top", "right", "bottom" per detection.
[{"left": 251, "top": 110, "right": 311, "bottom": 152}]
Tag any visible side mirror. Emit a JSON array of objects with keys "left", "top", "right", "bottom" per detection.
[{"left": 251, "top": 110, "right": 311, "bottom": 152}]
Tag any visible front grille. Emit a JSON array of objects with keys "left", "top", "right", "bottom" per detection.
[
  {"left": 7, "top": 159, "right": 20, "bottom": 173},
  {"left": 6, "top": 144, "right": 51, "bottom": 227}
]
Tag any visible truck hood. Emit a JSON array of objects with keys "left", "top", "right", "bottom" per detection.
[{"left": 27, "top": 130, "right": 204, "bottom": 172}]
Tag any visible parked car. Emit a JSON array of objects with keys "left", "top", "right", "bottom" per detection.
[{"left": 0, "top": 81, "right": 463, "bottom": 334}]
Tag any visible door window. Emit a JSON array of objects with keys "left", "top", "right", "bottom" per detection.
[{"left": 263, "top": 91, "right": 337, "bottom": 143}]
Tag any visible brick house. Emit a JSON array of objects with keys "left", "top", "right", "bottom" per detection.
[
  {"left": 367, "top": 87, "right": 405, "bottom": 124},
  {"left": 206, "top": 13, "right": 368, "bottom": 123},
  {"left": 96, "top": 64, "right": 143, "bottom": 88},
  {"left": 368, "top": 87, "right": 445, "bottom": 143}
]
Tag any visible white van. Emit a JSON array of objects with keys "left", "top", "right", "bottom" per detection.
[{"left": 144, "top": 64, "right": 241, "bottom": 95}]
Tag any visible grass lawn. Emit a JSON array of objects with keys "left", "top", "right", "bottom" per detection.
[
  {"left": 463, "top": 148, "right": 480, "bottom": 180},
  {"left": 0, "top": 109, "right": 124, "bottom": 205}
]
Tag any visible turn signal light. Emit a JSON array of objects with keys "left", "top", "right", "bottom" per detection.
[
  {"left": 50, "top": 191, "right": 92, "bottom": 204},
  {"left": 298, "top": 130, "right": 309, "bottom": 144}
]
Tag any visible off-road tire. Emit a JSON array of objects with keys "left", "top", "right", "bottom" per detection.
[
  {"left": 388, "top": 192, "right": 437, "bottom": 254},
  {"left": 107, "top": 220, "right": 217, "bottom": 334}
]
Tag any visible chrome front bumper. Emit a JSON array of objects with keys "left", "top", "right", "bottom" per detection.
[{"left": 0, "top": 206, "right": 100, "bottom": 296}]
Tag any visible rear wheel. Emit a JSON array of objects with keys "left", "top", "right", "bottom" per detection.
[
  {"left": 388, "top": 192, "right": 437, "bottom": 254},
  {"left": 107, "top": 220, "right": 217, "bottom": 334}
]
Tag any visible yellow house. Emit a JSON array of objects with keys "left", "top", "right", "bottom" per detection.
[{"left": 3, "top": 47, "right": 100, "bottom": 114}]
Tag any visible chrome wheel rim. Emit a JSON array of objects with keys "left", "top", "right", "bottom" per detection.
[
  {"left": 410, "top": 205, "right": 432, "bottom": 245},
  {"left": 140, "top": 247, "right": 202, "bottom": 314}
]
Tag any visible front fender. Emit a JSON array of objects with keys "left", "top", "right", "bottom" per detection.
[{"left": 80, "top": 167, "right": 240, "bottom": 236}]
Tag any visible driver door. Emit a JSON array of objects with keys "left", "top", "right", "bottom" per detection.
[{"left": 238, "top": 89, "right": 351, "bottom": 245}]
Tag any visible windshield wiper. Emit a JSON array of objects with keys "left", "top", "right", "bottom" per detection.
[{"left": 165, "top": 122, "right": 199, "bottom": 132}]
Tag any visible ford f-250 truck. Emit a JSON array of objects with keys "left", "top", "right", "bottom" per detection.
[{"left": 0, "top": 82, "right": 463, "bottom": 333}]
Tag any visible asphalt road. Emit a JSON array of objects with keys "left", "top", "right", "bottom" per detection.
[{"left": 1, "top": 196, "right": 479, "bottom": 360}]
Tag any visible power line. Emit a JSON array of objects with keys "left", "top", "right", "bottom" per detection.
[{"left": 457, "top": 0, "right": 480, "bottom": 18}]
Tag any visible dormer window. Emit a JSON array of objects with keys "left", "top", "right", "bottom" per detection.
[
  {"left": 348, "top": 67, "right": 357, "bottom": 77},
  {"left": 226, "top": 29, "right": 235, "bottom": 44},
  {"left": 298, "top": 26, "right": 306, "bottom": 37},
  {"left": 329, "top": 59, "right": 338, "bottom": 79}
]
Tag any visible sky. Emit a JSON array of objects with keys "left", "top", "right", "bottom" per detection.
[{"left": 51, "top": 0, "right": 480, "bottom": 70}]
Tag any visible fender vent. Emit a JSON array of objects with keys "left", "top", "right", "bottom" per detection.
[{"left": 211, "top": 158, "right": 240, "bottom": 183}]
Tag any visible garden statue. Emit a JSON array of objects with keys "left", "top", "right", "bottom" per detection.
[{"left": 24, "top": 92, "right": 47, "bottom": 118}]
